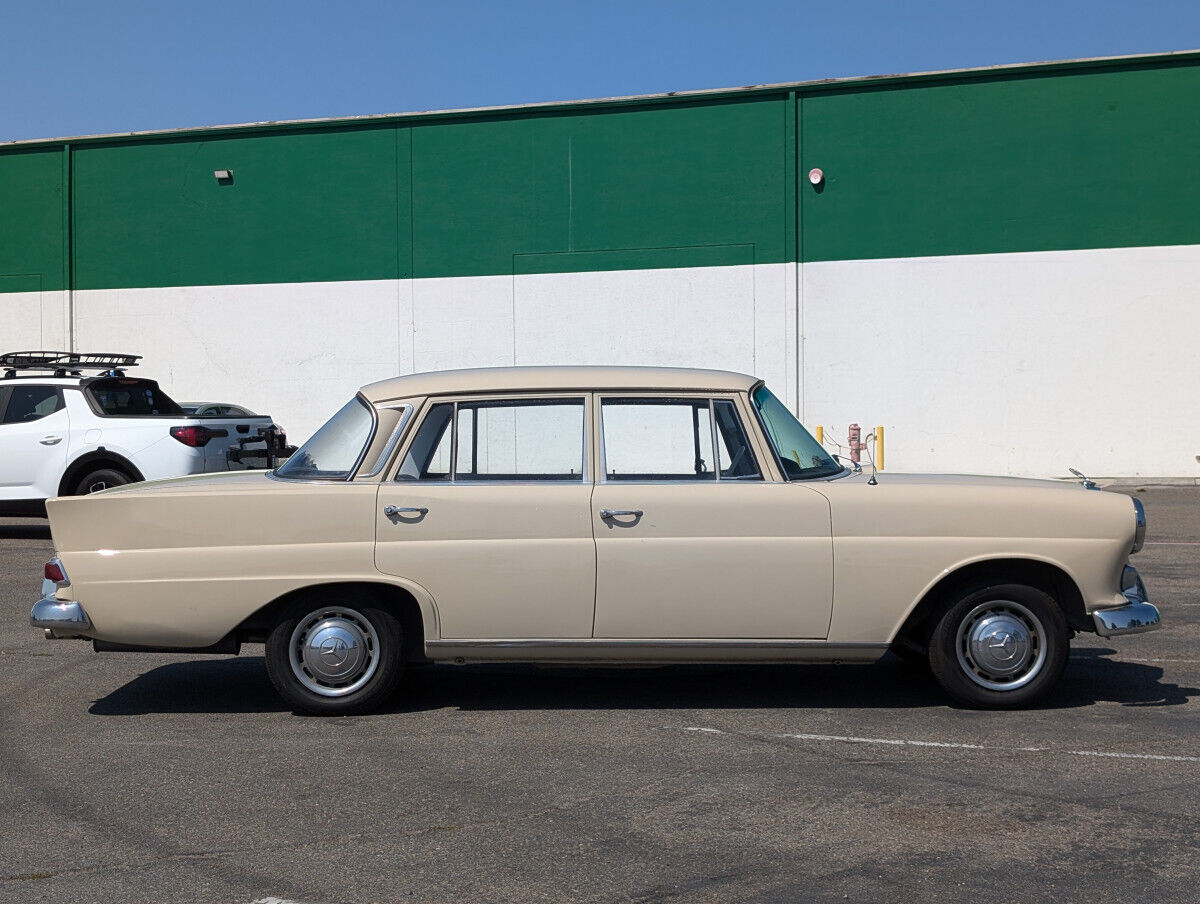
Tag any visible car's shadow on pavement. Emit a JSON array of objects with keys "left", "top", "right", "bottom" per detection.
[
  {"left": 89, "top": 655, "right": 287, "bottom": 715},
  {"left": 88, "top": 647, "right": 1197, "bottom": 716}
]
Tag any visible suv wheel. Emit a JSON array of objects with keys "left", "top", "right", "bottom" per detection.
[{"left": 73, "top": 468, "right": 130, "bottom": 495}]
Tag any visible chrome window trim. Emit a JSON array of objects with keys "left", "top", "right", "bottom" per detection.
[
  {"left": 344, "top": 393, "right": 379, "bottom": 482},
  {"left": 359, "top": 403, "right": 414, "bottom": 478},
  {"left": 712, "top": 397, "right": 763, "bottom": 481}
]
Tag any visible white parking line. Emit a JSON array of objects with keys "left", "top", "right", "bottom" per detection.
[{"left": 680, "top": 727, "right": 1200, "bottom": 763}]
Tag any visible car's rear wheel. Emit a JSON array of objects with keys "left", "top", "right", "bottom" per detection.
[
  {"left": 928, "top": 583, "right": 1068, "bottom": 708},
  {"left": 73, "top": 467, "right": 130, "bottom": 495},
  {"left": 265, "top": 591, "right": 404, "bottom": 715}
]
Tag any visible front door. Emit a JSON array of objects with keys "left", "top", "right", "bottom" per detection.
[
  {"left": 374, "top": 395, "right": 596, "bottom": 640},
  {"left": 591, "top": 395, "right": 833, "bottom": 639},
  {"left": 0, "top": 384, "right": 69, "bottom": 501}
]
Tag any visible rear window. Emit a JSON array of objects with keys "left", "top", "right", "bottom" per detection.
[{"left": 86, "top": 378, "right": 184, "bottom": 417}]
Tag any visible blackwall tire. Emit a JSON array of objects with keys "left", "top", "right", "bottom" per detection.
[
  {"left": 928, "top": 583, "right": 1068, "bottom": 709},
  {"left": 265, "top": 591, "right": 404, "bottom": 716},
  {"left": 73, "top": 468, "right": 130, "bottom": 496}
]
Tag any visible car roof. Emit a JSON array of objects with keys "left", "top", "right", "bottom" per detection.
[{"left": 361, "top": 365, "right": 759, "bottom": 402}]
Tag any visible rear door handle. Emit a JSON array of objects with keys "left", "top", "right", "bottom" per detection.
[
  {"left": 384, "top": 505, "right": 428, "bottom": 517},
  {"left": 600, "top": 509, "right": 643, "bottom": 519},
  {"left": 39, "top": 435, "right": 63, "bottom": 445}
]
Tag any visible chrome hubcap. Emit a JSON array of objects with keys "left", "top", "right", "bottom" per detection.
[
  {"left": 956, "top": 600, "right": 1046, "bottom": 691},
  {"left": 289, "top": 607, "right": 380, "bottom": 697},
  {"left": 87, "top": 481, "right": 108, "bottom": 493}
]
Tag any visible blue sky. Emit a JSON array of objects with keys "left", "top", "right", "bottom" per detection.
[{"left": 2, "top": 0, "right": 1198, "bottom": 142}]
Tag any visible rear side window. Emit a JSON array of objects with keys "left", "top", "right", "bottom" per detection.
[
  {"left": 86, "top": 378, "right": 183, "bottom": 416},
  {"left": 2, "top": 385, "right": 63, "bottom": 424},
  {"left": 397, "top": 398, "right": 585, "bottom": 481}
]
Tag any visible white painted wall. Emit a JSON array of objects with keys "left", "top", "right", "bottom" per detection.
[
  {"left": 803, "top": 244, "right": 1200, "bottom": 477},
  {"left": 0, "top": 290, "right": 70, "bottom": 351},
  {"left": 43, "top": 246, "right": 1200, "bottom": 477},
  {"left": 70, "top": 263, "right": 795, "bottom": 445}
]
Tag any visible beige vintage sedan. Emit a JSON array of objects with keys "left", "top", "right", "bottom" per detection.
[{"left": 32, "top": 366, "right": 1159, "bottom": 714}]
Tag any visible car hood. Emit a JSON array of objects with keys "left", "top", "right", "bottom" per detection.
[
  {"left": 829, "top": 471, "right": 1085, "bottom": 491},
  {"left": 810, "top": 470, "right": 1135, "bottom": 543}
]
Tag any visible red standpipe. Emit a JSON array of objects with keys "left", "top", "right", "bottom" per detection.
[{"left": 848, "top": 423, "right": 862, "bottom": 464}]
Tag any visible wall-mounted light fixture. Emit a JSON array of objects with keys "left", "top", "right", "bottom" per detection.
[{"left": 214, "top": 169, "right": 233, "bottom": 184}]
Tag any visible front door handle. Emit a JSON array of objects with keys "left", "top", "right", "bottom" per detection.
[
  {"left": 600, "top": 509, "right": 643, "bottom": 520},
  {"left": 39, "top": 435, "right": 63, "bottom": 445},
  {"left": 384, "top": 505, "right": 428, "bottom": 517}
]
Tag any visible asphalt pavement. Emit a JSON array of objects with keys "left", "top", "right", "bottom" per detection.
[{"left": 1, "top": 487, "right": 1197, "bottom": 903}]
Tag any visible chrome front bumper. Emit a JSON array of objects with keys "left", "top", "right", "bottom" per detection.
[
  {"left": 31, "top": 596, "right": 92, "bottom": 639},
  {"left": 1092, "top": 566, "right": 1161, "bottom": 637}
]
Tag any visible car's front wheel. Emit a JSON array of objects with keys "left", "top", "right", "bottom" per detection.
[
  {"left": 928, "top": 583, "right": 1068, "bottom": 708},
  {"left": 265, "top": 591, "right": 404, "bottom": 715}
]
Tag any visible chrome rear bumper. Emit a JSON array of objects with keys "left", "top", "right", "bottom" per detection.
[{"left": 31, "top": 597, "right": 92, "bottom": 639}]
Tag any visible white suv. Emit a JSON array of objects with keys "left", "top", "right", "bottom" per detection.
[{"left": 0, "top": 351, "right": 285, "bottom": 514}]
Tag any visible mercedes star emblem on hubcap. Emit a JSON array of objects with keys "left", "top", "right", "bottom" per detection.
[{"left": 319, "top": 636, "right": 350, "bottom": 666}]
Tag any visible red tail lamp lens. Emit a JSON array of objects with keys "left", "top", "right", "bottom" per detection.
[
  {"left": 44, "top": 561, "right": 66, "bottom": 583},
  {"left": 171, "top": 425, "right": 214, "bottom": 447}
]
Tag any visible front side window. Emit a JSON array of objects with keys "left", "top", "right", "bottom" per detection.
[
  {"left": 601, "top": 397, "right": 761, "bottom": 481},
  {"left": 752, "top": 385, "right": 841, "bottom": 479},
  {"left": 397, "top": 398, "right": 585, "bottom": 481},
  {"left": 3, "top": 385, "right": 63, "bottom": 424},
  {"left": 275, "top": 396, "right": 375, "bottom": 480}
]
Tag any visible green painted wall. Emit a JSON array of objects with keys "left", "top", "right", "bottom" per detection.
[
  {"left": 802, "top": 61, "right": 1200, "bottom": 262},
  {"left": 1, "top": 55, "right": 1199, "bottom": 293},
  {"left": 411, "top": 98, "right": 788, "bottom": 278},
  {"left": 0, "top": 148, "right": 65, "bottom": 292},
  {"left": 72, "top": 128, "right": 400, "bottom": 290}
]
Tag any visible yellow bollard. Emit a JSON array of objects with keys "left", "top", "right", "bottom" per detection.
[
  {"left": 815, "top": 425, "right": 823, "bottom": 444},
  {"left": 875, "top": 425, "right": 885, "bottom": 471}
]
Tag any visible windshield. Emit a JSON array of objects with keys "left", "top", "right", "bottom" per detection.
[
  {"left": 751, "top": 386, "right": 842, "bottom": 480},
  {"left": 274, "top": 396, "right": 375, "bottom": 480}
]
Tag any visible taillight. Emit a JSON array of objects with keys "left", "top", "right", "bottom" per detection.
[
  {"left": 44, "top": 558, "right": 68, "bottom": 585},
  {"left": 170, "top": 425, "right": 228, "bottom": 447}
]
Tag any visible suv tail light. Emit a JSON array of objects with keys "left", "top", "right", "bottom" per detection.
[{"left": 170, "top": 425, "right": 229, "bottom": 447}]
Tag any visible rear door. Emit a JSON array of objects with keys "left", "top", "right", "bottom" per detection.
[
  {"left": 0, "top": 383, "right": 69, "bottom": 500},
  {"left": 375, "top": 395, "right": 596, "bottom": 640}
]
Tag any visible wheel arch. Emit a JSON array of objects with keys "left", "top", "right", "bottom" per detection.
[
  {"left": 891, "top": 557, "right": 1088, "bottom": 655},
  {"left": 233, "top": 580, "right": 434, "bottom": 664},
  {"left": 58, "top": 449, "right": 145, "bottom": 496}
]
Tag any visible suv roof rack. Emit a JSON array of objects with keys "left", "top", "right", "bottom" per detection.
[{"left": 1, "top": 351, "right": 142, "bottom": 378}]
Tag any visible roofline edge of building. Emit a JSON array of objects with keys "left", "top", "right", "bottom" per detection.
[{"left": 4, "top": 47, "right": 1199, "bottom": 150}]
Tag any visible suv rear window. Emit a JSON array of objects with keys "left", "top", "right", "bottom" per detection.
[{"left": 86, "top": 378, "right": 184, "bottom": 417}]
